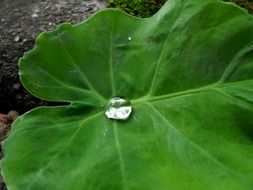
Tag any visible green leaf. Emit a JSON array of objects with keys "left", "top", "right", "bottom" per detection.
[{"left": 2, "top": 0, "right": 253, "bottom": 189}]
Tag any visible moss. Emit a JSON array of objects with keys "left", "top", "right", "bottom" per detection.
[
  {"left": 224, "top": 0, "right": 253, "bottom": 14},
  {"left": 107, "top": 0, "right": 253, "bottom": 17},
  {"left": 107, "top": 0, "right": 166, "bottom": 18}
]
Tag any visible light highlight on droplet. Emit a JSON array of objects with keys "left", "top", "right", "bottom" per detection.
[{"left": 105, "top": 97, "right": 132, "bottom": 120}]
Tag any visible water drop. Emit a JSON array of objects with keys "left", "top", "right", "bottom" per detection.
[
  {"left": 128, "top": 36, "right": 132, "bottom": 41},
  {"left": 105, "top": 97, "right": 132, "bottom": 120},
  {"left": 69, "top": 70, "right": 77, "bottom": 74}
]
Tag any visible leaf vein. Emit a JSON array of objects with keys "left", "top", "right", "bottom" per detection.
[
  {"left": 147, "top": 2, "right": 184, "bottom": 96},
  {"left": 109, "top": 25, "right": 116, "bottom": 95},
  {"left": 219, "top": 43, "right": 253, "bottom": 83},
  {"left": 147, "top": 103, "right": 246, "bottom": 178},
  {"left": 58, "top": 36, "right": 106, "bottom": 103},
  {"left": 29, "top": 111, "right": 103, "bottom": 183},
  {"left": 113, "top": 122, "right": 128, "bottom": 190}
]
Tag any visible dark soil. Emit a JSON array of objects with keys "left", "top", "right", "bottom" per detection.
[
  {"left": 0, "top": 0, "right": 107, "bottom": 115},
  {"left": 0, "top": 0, "right": 107, "bottom": 189}
]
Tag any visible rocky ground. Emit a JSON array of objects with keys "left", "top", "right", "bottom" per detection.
[
  {"left": 0, "top": 0, "right": 108, "bottom": 189},
  {"left": 0, "top": 0, "right": 107, "bottom": 114}
]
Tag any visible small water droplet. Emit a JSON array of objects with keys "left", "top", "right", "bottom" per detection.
[
  {"left": 105, "top": 97, "right": 132, "bottom": 120},
  {"left": 128, "top": 36, "right": 132, "bottom": 41},
  {"left": 69, "top": 70, "right": 77, "bottom": 74}
]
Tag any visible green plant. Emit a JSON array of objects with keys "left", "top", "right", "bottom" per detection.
[
  {"left": 107, "top": 0, "right": 253, "bottom": 17},
  {"left": 107, "top": 0, "right": 166, "bottom": 17},
  {"left": 2, "top": 0, "right": 253, "bottom": 189}
]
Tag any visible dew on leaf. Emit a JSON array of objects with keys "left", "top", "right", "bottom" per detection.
[
  {"left": 105, "top": 97, "right": 132, "bottom": 120},
  {"left": 128, "top": 36, "right": 132, "bottom": 41},
  {"left": 69, "top": 70, "right": 78, "bottom": 74}
]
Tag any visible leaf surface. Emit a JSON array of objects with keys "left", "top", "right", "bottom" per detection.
[{"left": 2, "top": 0, "right": 253, "bottom": 189}]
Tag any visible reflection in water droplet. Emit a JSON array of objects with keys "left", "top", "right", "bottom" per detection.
[
  {"left": 105, "top": 97, "right": 132, "bottom": 120},
  {"left": 128, "top": 36, "right": 132, "bottom": 41}
]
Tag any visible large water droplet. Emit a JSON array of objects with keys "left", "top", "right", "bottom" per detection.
[
  {"left": 128, "top": 36, "right": 132, "bottom": 41},
  {"left": 105, "top": 97, "right": 132, "bottom": 120}
]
